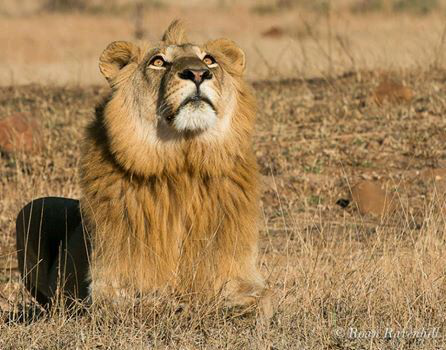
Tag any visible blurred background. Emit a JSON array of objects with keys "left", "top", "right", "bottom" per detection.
[{"left": 2, "top": 0, "right": 446, "bottom": 85}]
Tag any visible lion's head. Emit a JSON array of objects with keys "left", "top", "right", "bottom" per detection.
[{"left": 96, "top": 21, "right": 254, "bottom": 176}]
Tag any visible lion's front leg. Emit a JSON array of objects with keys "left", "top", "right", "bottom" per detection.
[
  {"left": 217, "top": 255, "right": 273, "bottom": 321},
  {"left": 88, "top": 267, "right": 136, "bottom": 307},
  {"left": 222, "top": 279, "right": 273, "bottom": 321}
]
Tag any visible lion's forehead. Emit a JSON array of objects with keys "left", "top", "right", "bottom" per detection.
[{"left": 163, "top": 44, "right": 205, "bottom": 61}]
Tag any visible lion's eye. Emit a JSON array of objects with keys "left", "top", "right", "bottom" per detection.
[
  {"left": 149, "top": 56, "right": 166, "bottom": 68},
  {"left": 203, "top": 55, "right": 216, "bottom": 66}
]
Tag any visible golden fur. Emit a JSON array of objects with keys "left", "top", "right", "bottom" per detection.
[{"left": 80, "top": 20, "right": 271, "bottom": 316}]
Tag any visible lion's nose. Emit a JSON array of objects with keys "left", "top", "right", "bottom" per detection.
[{"left": 178, "top": 68, "right": 212, "bottom": 85}]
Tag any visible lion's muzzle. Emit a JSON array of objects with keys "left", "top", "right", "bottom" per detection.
[{"left": 161, "top": 57, "right": 219, "bottom": 132}]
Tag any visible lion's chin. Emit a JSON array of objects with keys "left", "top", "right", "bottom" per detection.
[{"left": 171, "top": 103, "right": 217, "bottom": 132}]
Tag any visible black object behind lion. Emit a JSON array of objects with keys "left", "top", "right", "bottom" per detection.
[{"left": 15, "top": 197, "right": 90, "bottom": 309}]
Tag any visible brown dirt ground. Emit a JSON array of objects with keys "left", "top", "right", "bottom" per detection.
[{"left": 1, "top": 68, "right": 446, "bottom": 348}]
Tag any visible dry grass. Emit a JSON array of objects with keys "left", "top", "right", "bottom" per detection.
[
  {"left": 1, "top": 68, "right": 446, "bottom": 348},
  {"left": 2, "top": 2, "right": 446, "bottom": 85},
  {"left": 2, "top": 2, "right": 446, "bottom": 348}
]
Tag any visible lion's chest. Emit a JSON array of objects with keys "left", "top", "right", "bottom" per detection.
[
  {"left": 119, "top": 175, "right": 228, "bottom": 245},
  {"left": 84, "top": 160, "right": 257, "bottom": 290}
]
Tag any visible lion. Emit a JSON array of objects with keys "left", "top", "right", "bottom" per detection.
[
  {"left": 79, "top": 20, "right": 271, "bottom": 317},
  {"left": 13, "top": 20, "right": 270, "bottom": 319}
]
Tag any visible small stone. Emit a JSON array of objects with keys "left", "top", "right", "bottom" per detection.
[
  {"left": 351, "top": 180, "right": 395, "bottom": 217},
  {"left": 420, "top": 168, "right": 446, "bottom": 181},
  {"left": 0, "top": 113, "right": 42, "bottom": 154},
  {"left": 373, "top": 78, "right": 414, "bottom": 106},
  {"left": 262, "top": 26, "right": 285, "bottom": 38},
  {"left": 419, "top": 168, "right": 446, "bottom": 194}
]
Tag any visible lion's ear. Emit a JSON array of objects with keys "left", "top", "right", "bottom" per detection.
[
  {"left": 205, "top": 38, "right": 246, "bottom": 75},
  {"left": 162, "top": 19, "right": 188, "bottom": 45},
  {"left": 99, "top": 41, "right": 140, "bottom": 83}
]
